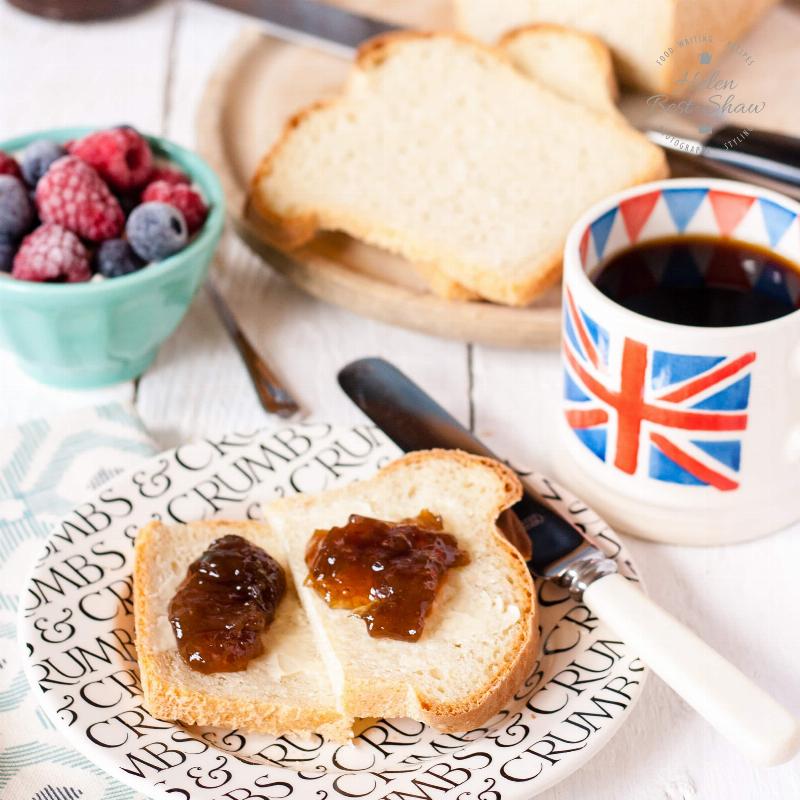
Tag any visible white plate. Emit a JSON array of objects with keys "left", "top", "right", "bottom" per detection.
[{"left": 19, "top": 423, "right": 647, "bottom": 799}]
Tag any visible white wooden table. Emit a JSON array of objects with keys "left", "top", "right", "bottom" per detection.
[{"left": 2, "top": 1, "right": 799, "bottom": 798}]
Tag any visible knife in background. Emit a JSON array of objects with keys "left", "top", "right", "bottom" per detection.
[
  {"left": 202, "top": 0, "right": 800, "bottom": 196},
  {"left": 338, "top": 357, "right": 800, "bottom": 767}
]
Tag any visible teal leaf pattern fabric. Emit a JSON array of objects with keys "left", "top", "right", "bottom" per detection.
[{"left": 0, "top": 403, "right": 156, "bottom": 800}]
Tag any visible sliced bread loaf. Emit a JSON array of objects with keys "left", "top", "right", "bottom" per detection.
[
  {"left": 250, "top": 32, "right": 666, "bottom": 306},
  {"left": 134, "top": 519, "right": 352, "bottom": 740},
  {"left": 262, "top": 450, "right": 538, "bottom": 731},
  {"left": 454, "top": 0, "right": 779, "bottom": 93}
]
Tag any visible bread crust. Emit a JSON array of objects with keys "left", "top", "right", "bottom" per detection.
[
  {"left": 265, "top": 449, "right": 540, "bottom": 732},
  {"left": 134, "top": 519, "right": 352, "bottom": 740},
  {"left": 249, "top": 30, "right": 667, "bottom": 307}
]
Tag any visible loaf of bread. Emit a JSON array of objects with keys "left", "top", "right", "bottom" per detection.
[
  {"left": 263, "top": 450, "right": 538, "bottom": 731},
  {"left": 134, "top": 519, "right": 352, "bottom": 740},
  {"left": 250, "top": 32, "right": 666, "bottom": 306},
  {"left": 454, "top": 0, "right": 779, "bottom": 93}
]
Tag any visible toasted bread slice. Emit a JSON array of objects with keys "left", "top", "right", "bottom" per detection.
[
  {"left": 263, "top": 450, "right": 538, "bottom": 732},
  {"left": 134, "top": 520, "right": 352, "bottom": 740},
  {"left": 250, "top": 32, "right": 666, "bottom": 306}
]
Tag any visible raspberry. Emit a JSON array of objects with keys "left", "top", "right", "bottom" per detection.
[
  {"left": 36, "top": 156, "right": 124, "bottom": 241},
  {"left": 68, "top": 127, "right": 153, "bottom": 191},
  {"left": 20, "top": 139, "right": 66, "bottom": 186},
  {"left": 0, "top": 151, "right": 23, "bottom": 181},
  {"left": 95, "top": 239, "right": 145, "bottom": 278},
  {"left": 126, "top": 202, "right": 187, "bottom": 261},
  {"left": 12, "top": 223, "right": 91, "bottom": 282},
  {"left": 147, "top": 164, "right": 190, "bottom": 186},
  {"left": 141, "top": 180, "right": 208, "bottom": 234}
]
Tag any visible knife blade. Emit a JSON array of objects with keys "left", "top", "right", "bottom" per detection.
[
  {"left": 338, "top": 356, "right": 800, "bottom": 766},
  {"left": 200, "top": 0, "right": 397, "bottom": 57}
]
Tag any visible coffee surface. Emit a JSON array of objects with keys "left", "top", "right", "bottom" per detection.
[{"left": 592, "top": 235, "right": 800, "bottom": 327}]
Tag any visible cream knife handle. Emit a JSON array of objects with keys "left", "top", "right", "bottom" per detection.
[{"left": 583, "top": 573, "right": 800, "bottom": 766}]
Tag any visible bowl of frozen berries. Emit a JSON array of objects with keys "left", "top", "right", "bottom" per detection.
[{"left": 0, "top": 126, "right": 224, "bottom": 388}]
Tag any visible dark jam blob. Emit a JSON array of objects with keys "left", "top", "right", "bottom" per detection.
[
  {"left": 304, "top": 510, "right": 469, "bottom": 642},
  {"left": 168, "top": 534, "right": 286, "bottom": 673}
]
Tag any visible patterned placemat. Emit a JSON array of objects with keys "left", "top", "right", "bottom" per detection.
[{"left": 0, "top": 403, "right": 156, "bottom": 800}]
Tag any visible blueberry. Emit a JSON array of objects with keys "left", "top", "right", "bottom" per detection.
[
  {"left": 0, "top": 233, "right": 17, "bottom": 272},
  {"left": 126, "top": 201, "right": 187, "bottom": 262},
  {"left": 0, "top": 176, "right": 35, "bottom": 238},
  {"left": 20, "top": 139, "right": 66, "bottom": 186},
  {"left": 95, "top": 238, "right": 146, "bottom": 278}
]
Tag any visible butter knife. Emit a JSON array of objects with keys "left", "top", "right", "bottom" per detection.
[
  {"left": 338, "top": 357, "right": 800, "bottom": 766},
  {"left": 202, "top": 0, "right": 800, "bottom": 196}
]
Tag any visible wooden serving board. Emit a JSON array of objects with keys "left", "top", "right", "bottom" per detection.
[{"left": 196, "top": 25, "right": 562, "bottom": 348}]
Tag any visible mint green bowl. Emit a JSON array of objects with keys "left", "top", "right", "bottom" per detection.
[{"left": 0, "top": 127, "right": 224, "bottom": 388}]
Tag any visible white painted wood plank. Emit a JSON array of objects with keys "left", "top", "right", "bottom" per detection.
[
  {"left": 0, "top": 1, "right": 175, "bottom": 138},
  {"left": 0, "top": 2, "right": 175, "bottom": 426}
]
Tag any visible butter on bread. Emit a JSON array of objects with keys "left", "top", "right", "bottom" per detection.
[
  {"left": 133, "top": 519, "right": 352, "bottom": 740},
  {"left": 263, "top": 450, "right": 539, "bottom": 732},
  {"left": 250, "top": 32, "right": 666, "bottom": 306}
]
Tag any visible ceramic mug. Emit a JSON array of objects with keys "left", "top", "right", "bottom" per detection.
[{"left": 555, "top": 178, "right": 800, "bottom": 545}]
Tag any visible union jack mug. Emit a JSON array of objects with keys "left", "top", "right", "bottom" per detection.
[{"left": 556, "top": 178, "right": 800, "bottom": 545}]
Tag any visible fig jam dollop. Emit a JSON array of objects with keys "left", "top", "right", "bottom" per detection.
[
  {"left": 169, "top": 534, "right": 286, "bottom": 673},
  {"left": 304, "top": 510, "right": 469, "bottom": 642}
]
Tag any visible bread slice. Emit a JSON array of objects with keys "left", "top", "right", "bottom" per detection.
[
  {"left": 262, "top": 450, "right": 538, "bottom": 732},
  {"left": 454, "top": 0, "right": 779, "bottom": 93},
  {"left": 250, "top": 32, "right": 666, "bottom": 306},
  {"left": 502, "top": 24, "right": 618, "bottom": 114},
  {"left": 133, "top": 519, "right": 352, "bottom": 740},
  {"left": 419, "top": 24, "right": 621, "bottom": 300}
]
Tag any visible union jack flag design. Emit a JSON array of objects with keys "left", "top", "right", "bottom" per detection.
[{"left": 563, "top": 288, "right": 756, "bottom": 491}]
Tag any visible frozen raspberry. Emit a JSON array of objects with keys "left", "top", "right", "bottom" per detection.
[
  {"left": 12, "top": 223, "right": 91, "bottom": 282},
  {"left": 0, "top": 151, "right": 23, "bottom": 181},
  {"left": 68, "top": 127, "right": 153, "bottom": 191},
  {"left": 147, "top": 164, "right": 190, "bottom": 186},
  {"left": 141, "top": 180, "right": 208, "bottom": 233},
  {"left": 0, "top": 176, "right": 35, "bottom": 238},
  {"left": 36, "top": 156, "right": 124, "bottom": 241},
  {"left": 126, "top": 202, "right": 187, "bottom": 261},
  {"left": 20, "top": 139, "right": 66, "bottom": 186}
]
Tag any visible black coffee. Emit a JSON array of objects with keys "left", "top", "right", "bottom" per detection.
[{"left": 592, "top": 234, "right": 800, "bottom": 327}]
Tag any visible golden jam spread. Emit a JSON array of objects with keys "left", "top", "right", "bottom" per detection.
[
  {"left": 304, "top": 510, "right": 469, "bottom": 642},
  {"left": 168, "top": 534, "right": 286, "bottom": 673}
]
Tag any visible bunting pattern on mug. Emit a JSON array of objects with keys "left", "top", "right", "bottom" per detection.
[{"left": 579, "top": 187, "right": 800, "bottom": 274}]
